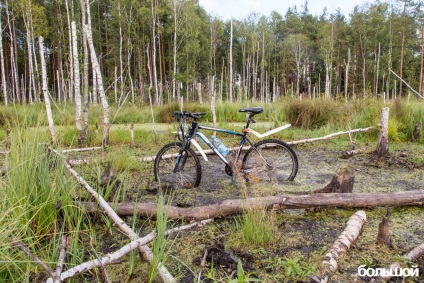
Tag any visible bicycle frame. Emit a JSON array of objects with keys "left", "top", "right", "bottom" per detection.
[{"left": 180, "top": 118, "right": 291, "bottom": 168}]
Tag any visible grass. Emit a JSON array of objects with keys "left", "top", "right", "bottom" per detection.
[{"left": 0, "top": 122, "right": 89, "bottom": 282}]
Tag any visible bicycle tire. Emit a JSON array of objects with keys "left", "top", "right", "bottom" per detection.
[
  {"left": 242, "top": 139, "right": 298, "bottom": 182},
  {"left": 154, "top": 142, "right": 202, "bottom": 188}
]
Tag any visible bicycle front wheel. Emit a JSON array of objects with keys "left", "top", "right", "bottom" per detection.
[
  {"left": 154, "top": 142, "right": 202, "bottom": 188},
  {"left": 242, "top": 139, "right": 298, "bottom": 182}
]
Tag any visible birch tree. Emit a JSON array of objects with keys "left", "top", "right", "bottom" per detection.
[
  {"left": 71, "top": 21, "right": 83, "bottom": 147},
  {"left": 0, "top": 10, "right": 7, "bottom": 105},
  {"left": 85, "top": 0, "right": 110, "bottom": 147},
  {"left": 38, "top": 36, "right": 56, "bottom": 144}
]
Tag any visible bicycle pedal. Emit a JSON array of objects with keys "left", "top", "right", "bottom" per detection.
[{"left": 250, "top": 174, "right": 259, "bottom": 183}]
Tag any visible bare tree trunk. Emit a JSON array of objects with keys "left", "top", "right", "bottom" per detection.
[
  {"left": 344, "top": 48, "right": 350, "bottom": 102},
  {"left": 151, "top": 0, "right": 159, "bottom": 105},
  {"left": 38, "top": 36, "right": 56, "bottom": 144},
  {"left": 229, "top": 19, "right": 233, "bottom": 102},
  {"left": 71, "top": 21, "right": 83, "bottom": 147},
  {"left": 197, "top": 82, "right": 202, "bottom": 104},
  {"left": 0, "top": 10, "right": 7, "bottom": 105},
  {"left": 85, "top": 0, "right": 110, "bottom": 148},
  {"left": 81, "top": 0, "right": 90, "bottom": 140},
  {"left": 211, "top": 75, "right": 216, "bottom": 136},
  {"left": 374, "top": 107, "right": 390, "bottom": 159},
  {"left": 146, "top": 45, "right": 157, "bottom": 142},
  {"left": 172, "top": 0, "right": 178, "bottom": 100},
  {"left": 420, "top": 27, "right": 424, "bottom": 95},
  {"left": 375, "top": 42, "right": 381, "bottom": 97},
  {"left": 65, "top": 0, "right": 74, "bottom": 102}
]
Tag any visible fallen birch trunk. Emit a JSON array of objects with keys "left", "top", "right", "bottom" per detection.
[
  {"left": 81, "top": 189, "right": 424, "bottom": 221},
  {"left": 343, "top": 147, "right": 368, "bottom": 158},
  {"left": 53, "top": 149, "right": 176, "bottom": 283},
  {"left": 380, "top": 243, "right": 424, "bottom": 281},
  {"left": 60, "top": 219, "right": 213, "bottom": 281},
  {"left": 142, "top": 126, "right": 375, "bottom": 162},
  {"left": 61, "top": 146, "right": 102, "bottom": 153},
  {"left": 320, "top": 210, "right": 367, "bottom": 280}
]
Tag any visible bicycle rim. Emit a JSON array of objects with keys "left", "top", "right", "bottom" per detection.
[
  {"left": 154, "top": 143, "right": 201, "bottom": 188},
  {"left": 243, "top": 140, "right": 298, "bottom": 182}
]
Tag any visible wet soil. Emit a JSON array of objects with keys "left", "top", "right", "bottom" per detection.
[{"left": 68, "top": 143, "right": 424, "bottom": 283}]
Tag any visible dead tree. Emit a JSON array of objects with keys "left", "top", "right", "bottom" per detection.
[
  {"left": 82, "top": 189, "right": 424, "bottom": 221},
  {"left": 38, "top": 36, "right": 56, "bottom": 144},
  {"left": 413, "top": 122, "right": 421, "bottom": 141},
  {"left": 376, "top": 216, "right": 393, "bottom": 248},
  {"left": 320, "top": 210, "right": 366, "bottom": 280},
  {"left": 374, "top": 107, "right": 390, "bottom": 160},
  {"left": 314, "top": 165, "right": 355, "bottom": 193}
]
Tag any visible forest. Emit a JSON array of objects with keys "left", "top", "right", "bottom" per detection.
[
  {"left": 0, "top": 0, "right": 424, "bottom": 107},
  {"left": 1, "top": 1, "right": 424, "bottom": 283}
]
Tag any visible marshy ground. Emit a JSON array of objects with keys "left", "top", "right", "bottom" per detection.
[{"left": 66, "top": 140, "right": 424, "bottom": 283}]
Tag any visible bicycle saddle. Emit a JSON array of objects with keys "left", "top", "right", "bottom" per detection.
[{"left": 239, "top": 107, "right": 263, "bottom": 114}]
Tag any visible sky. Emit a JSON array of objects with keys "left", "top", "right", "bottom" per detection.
[{"left": 198, "top": 0, "right": 367, "bottom": 20}]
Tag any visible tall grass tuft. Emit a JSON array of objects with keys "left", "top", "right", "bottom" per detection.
[
  {"left": 148, "top": 191, "right": 174, "bottom": 283},
  {"left": 234, "top": 206, "right": 276, "bottom": 247},
  {"left": 0, "top": 122, "right": 86, "bottom": 281}
]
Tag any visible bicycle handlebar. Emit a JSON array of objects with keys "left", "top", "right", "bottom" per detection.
[{"left": 173, "top": 111, "right": 206, "bottom": 121}]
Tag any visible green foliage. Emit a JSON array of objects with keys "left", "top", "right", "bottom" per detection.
[
  {"left": 233, "top": 207, "right": 276, "bottom": 247},
  {"left": 228, "top": 261, "right": 261, "bottom": 283},
  {"left": 0, "top": 123, "right": 87, "bottom": 281},
  {"left": 266, "top": 255, "right": 316, "bottom": 281},
  {"left": 148, "top": 191, "right": 174, "bottom": 283}
]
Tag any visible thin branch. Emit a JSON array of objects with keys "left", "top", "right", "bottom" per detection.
[
  {"left": 12, "top": 239, "right": 55, "bottom": 278},
  {"left": 60, "top": 219, "right": 213, "bottom": 280},
  {"left": 389, "top": 68, "right": 424, "bottom": 99}
]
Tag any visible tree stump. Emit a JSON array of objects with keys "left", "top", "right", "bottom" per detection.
[
  {"left": 314, "top": 165, "right": 355, "bottom": 193},
  {"left": 413, "top": 122, "right": 421, "bottom": 141},
  {"left": 376, "top": 216, "right": 393, "bottom": 248},
  {"left": 374, "top": 107, "right": 390, "bottom": 160}
]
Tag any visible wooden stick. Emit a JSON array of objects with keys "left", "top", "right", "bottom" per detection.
[
  {"left": 12, "top": 239, "right": 55, "bottom": 278},
  {"left": 61, "top": 147, "right": 102, "bottom": 153},
  {"left": 52, "top": 149, "right": 176, "bottom": 283},
  {"left": 90, "top": 237, "right": 111, "bottom": 283},
  {"left": 60, "top": 219, "right": 213, "bottom": 281}
]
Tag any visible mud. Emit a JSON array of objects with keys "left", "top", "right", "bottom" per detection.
[{"left": 69, "top": 143, "right": 424, "bottom": 282}]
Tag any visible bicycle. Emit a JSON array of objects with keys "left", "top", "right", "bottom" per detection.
[{"left": 153, "top": 107, "right": 298, "bottom": 188}]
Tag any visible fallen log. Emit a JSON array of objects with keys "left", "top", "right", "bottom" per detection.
[
  {"left": 381, "top": 243, "right": 424, "bottom": 281},
  {"left": 61, "top": 146, "right": 102, "bottom": 153},
  {"left": 321, "top": 210, "right": 366, "bottom": 280},
  {"left": 81, "top": 189, "right": 424, "bottom": 221}
]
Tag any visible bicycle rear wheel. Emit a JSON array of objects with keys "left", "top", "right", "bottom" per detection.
[
  {"left": 242, "top": 139, "right": 298, "bottom": 182},
  {"left": 154, "top": 142, "right": 202, "bottom": 188}
]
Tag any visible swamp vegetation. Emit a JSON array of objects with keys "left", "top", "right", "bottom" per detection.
[{"left": 0, "top": 97, "right": 424, "bottom": 282}]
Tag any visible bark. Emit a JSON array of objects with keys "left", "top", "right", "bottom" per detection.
[
  {"left": 413, "top": 122, "right": 420, "bottom": 141},
  {"left": 0, "top": 10, "right": 7, "bottom": 105},
  {"left": 71, "top": 21, "right": 83, "bottom": 147},
  {"left": 84, "top": 0, "right": 110, "bottom": 148},
  {"left": 321, "top": 211, "right": 366, "bottom": 277},
  {"left": 229, "top": 19, "right": 233, "bottom": 102},
  {"left": 374, "top": 107, "right": 389, "bottom": 159},
  {"left": 344, "top": 48, "right": 350, "bottom": 102},
  {"left": 82, "top": 190, "right": 424, "bottom": 221},
  {"left": 151, "top": 0, "right": 159, "bottom": 105},
  {"left": 81, "top": 0, "right": 90, "bottom": 142},
  {"left": 381, "top": 243, "right": 424, "bottom": 281},
  {"left": 38, "top": 36, "right": 56, "bottom": 144},
  {"left": 376, "top": 216, "right": 393, "bottom": 248},
  {"left": 59, "top": 219, "right": 212, "bottom": 281},
  {"left": 54, "top": 149, "right": 176, "bottom": 283},
  {"left": 314, "top": 165, "right": 355, "bottom": 193},
  {"left": 420, "top": 27, "right": 424, "bottom": 96}
]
